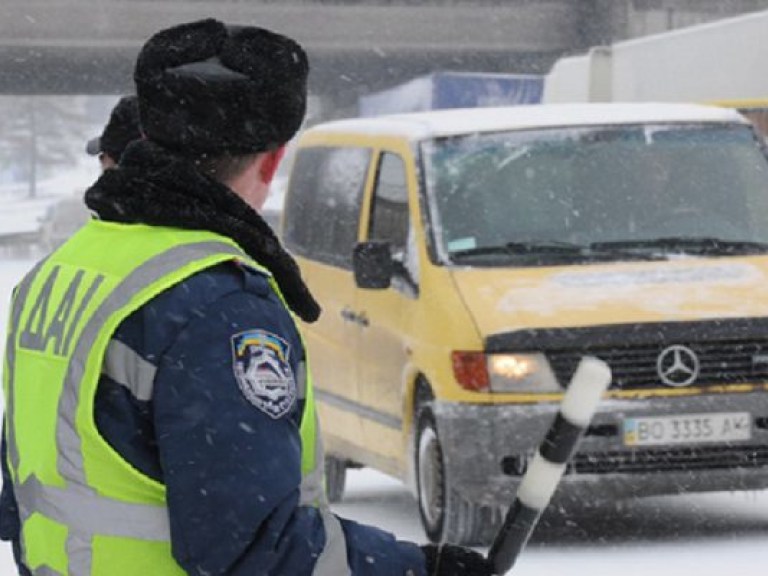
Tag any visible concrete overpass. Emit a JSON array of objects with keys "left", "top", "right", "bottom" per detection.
[
  {"left": 0, "top": 0, "right": 587, "bottom": 113},
  {"left": 1, "top": 0, "right": 767, "bottom": 116}
]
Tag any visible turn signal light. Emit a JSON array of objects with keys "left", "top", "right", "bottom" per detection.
[{"left": 451, "top": 351, "right": 489, "bottom": 391}]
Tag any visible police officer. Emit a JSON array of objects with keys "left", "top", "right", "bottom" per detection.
[
  {"left": 0, "top": 18, "right": 494, "bottom": 576},
  {"left": 86, "top": 94, "right": 142, "bottom": 170}
]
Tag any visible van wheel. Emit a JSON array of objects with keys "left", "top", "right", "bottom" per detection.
[
  {"left": 324, "top": 455, "right": 347, "bottom": 503},
  {"left": 415, "top": 408, "right": 497, "bottom": 545}
]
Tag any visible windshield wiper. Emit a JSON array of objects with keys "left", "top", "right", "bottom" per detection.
[
  {"left": 449, "top": 240, "right": 664, "bottom": 262},
  {"left": 451, "top": 240, "right": 584, "bottom": 259},
  {"left": 591, "top": 237, "right": 768, "bottom": 255},
  {"left": 449, "top": 236, "right": 764, "bottom": 263}
]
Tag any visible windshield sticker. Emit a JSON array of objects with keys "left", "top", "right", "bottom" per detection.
[{"left": 448, "top": 237, "right": 477, "bottom": 252}]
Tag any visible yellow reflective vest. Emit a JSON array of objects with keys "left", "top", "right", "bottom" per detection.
[{"left": 2, "top": 220, "right": 322, "bottom": 575}]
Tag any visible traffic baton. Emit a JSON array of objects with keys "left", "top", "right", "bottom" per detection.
[{"left": 487, "top": 356, "right": 612, "bottom": 574}]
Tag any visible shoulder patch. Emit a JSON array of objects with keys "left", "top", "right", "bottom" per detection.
[{"left": 231, "top": 329, "right": 296, "bottom": 418}]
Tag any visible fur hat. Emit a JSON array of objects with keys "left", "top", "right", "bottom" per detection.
[
  {"left": 86, "top": 95, "right": 141, "bottom": 161},
  {"left": 134, "top": 18, "right": 309, "bottom": 156}
]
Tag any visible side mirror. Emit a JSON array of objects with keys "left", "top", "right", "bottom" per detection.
[{"left": 353, "top": 241, "right": 393, "bottom": 290}]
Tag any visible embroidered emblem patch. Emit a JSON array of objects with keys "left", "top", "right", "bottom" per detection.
[{"left": 231, "top": 330, "right": 296, "bottom": 419}]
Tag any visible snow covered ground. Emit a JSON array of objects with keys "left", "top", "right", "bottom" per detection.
[
  {"left": 0, "top": 157, "right": 100, "bottom": 250},
  {"left": 336, "top": 468, "right": 768, "bottom": 575},
  {"left": 0, "top": 257, "right": 767, "bottom": 574}
]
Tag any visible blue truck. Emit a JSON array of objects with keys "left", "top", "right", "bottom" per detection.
[{"left": 358, "top": 71, "right": 543, "bottom": 117}]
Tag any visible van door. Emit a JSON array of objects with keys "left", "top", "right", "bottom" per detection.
[
  {"left": 282, "top": 146, "right": 371, "bottom": 461},
  {"left": 355, "top": 150, "right": 419, "bottom": 477}
]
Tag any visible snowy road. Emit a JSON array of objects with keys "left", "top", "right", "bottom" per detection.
[
  {"left": 1, "top": 257, "right": 767, "bottom": 574},
  {"left": 336, "top": 468, "right": 768, "bottom": 575},
  {"left": 0, "top": 465, "right": 766, "bottom": 573}
]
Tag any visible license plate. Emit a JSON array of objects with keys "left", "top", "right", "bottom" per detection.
[{"left": 623, "top": 412, "right": 751, "bottom": 446}]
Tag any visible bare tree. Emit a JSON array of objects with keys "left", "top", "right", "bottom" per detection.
[{"left": 0, "top": 96, "right": 91, "bottom": 198}]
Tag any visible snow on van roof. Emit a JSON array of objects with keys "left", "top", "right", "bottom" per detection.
[{"left": 304, "top": 102, "right": 746, "bottom": 141}]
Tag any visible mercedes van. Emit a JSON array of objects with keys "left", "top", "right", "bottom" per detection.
[{"left": 281, "top": 103, "right": 768, "bottom": 545}]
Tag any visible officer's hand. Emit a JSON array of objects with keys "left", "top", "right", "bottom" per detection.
[{"left": 421, "top": 544, "right": 495, "bottom": 576}]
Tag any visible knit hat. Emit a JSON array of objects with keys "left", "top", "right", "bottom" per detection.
[
  {"left": 86, "top": 95, "right": 142, "bottom": 161},
  {"left": 133, "top": 18, "right": 309, "bottom": 156}
]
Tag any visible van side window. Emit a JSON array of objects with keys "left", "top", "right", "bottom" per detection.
[
  {"left": 283, "top": 146, "right": 370, "bottom": 268},
  {"left": 369, "top": 153, "right": 409, "bottom": 254},
  {"left": 368, "top": 153, "right": 419, "bottom": 287}
]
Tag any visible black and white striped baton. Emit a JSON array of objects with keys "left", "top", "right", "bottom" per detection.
[{"left": 487, "top": 356, "right": 612, "bottom": 575}]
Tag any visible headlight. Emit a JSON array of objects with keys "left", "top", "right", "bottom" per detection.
[
  {"left": 487, "top": 353, "right": 560, "bottom": 393},
  {"left": 451, "top": 351, "right": 560, "bottom": 393}
]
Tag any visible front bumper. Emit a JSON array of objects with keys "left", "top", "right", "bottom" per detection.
[{"left": 432, "top": 390, "right": 768, "bottom": 506}]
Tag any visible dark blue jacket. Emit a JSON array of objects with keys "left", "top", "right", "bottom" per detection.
[{"left": 1, "top": 261, "right": 426, "bottom": 575}]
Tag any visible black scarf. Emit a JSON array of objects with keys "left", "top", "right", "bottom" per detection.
[{"left": 84, "top": 139, "right": 320, "bottom": 323}]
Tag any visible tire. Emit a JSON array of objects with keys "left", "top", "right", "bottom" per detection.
[
  {"left": 415, "top": 407, "right": 500, "bottom": 546},
  {"left": 324, "top": 455, "right": 347, "bottom": 503}
]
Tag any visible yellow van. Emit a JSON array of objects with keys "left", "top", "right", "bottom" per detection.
[
  {"left": 281, "top": 103, "right": 768, "bottom": 545},
  {"left": 710, "top": 98, "right": 768, "bottom": 139}
]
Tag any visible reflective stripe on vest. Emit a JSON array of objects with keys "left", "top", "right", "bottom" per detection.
[
  {"left": 3, "top": 222, "right": 348, "bottom": 575},
  {"left": 103, "top": 341, "right": 310, "bottom": 405}
]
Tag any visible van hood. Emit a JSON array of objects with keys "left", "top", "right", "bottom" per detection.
[{"left": 450, "top": 257, "right": 768, "bottom": 337}]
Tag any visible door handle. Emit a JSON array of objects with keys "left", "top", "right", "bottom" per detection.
[
  {"left": 340, "top": 307, "right": 356, "bottom": 322},
  {"left": 340, "top": 308, "right": 369, "bottom": 327}
]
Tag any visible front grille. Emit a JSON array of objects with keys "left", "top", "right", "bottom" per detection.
[
  {"left": 569, "top": 444, "right": 768, "bottom": 474},
  {"left": 548, "top": 338, "right": 768, "bottom": 390}
]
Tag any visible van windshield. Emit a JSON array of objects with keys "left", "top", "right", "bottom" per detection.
[{"left": 422, "top": 123, "right": 768, "bottom": 265}]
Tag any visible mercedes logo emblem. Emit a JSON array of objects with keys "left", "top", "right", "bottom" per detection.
[{"left": 656, "top": 345, "right": 700, "bottom": 387}]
